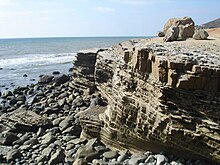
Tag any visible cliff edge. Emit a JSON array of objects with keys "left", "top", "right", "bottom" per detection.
[{"left": 72, "top": 24, "right": 220, "bottom": 164}]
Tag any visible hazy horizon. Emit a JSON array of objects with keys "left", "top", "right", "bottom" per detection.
[{"left": 0, "top": 0, "right": 219, "bottom": 38}]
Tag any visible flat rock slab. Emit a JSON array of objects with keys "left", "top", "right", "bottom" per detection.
[
  {"left": 103, "top": 151, "right": 118, "bottom": 159},
  {"left": 0, "top": 109, "right": 52, "bottom": 132}
]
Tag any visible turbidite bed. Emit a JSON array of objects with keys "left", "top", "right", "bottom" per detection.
[
  {"left": 0, "top": 17, "right": 220, "bottom": 165},
  {"left": 73, "top": 36, "right": 220, "bottom": 164}
]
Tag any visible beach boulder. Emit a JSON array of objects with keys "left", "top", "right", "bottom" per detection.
[
  {"left": 193, "top": 29, "right": 209, "bottom": 40},
  {"left": 162, "top": 17, "right": 195, "bottom": 41}
]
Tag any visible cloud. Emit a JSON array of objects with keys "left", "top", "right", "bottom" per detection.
[
  {"left": 0, "top": 0, "right": 16, "bottom": 7},
  {"left": 94, "top": 6, "right": 116, "bottom": 13},
  {"left": 109, "top": 0, "right": 170, "bottom": 5}
]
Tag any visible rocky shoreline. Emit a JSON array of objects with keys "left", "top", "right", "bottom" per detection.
[
  {"left": 0, "top": 71, "right": 217, "bottom": 165},
  {"left": 0, "top": 17, "right": 220, "bottom": 164}
]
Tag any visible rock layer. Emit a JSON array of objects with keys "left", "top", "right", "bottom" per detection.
[{"left": 74, "top": 38, "right": 220, "bottom": 163}]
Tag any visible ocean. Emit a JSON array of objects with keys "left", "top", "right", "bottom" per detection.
[{"left": 0, "top": 37, "right": 145, "bottom": 92}]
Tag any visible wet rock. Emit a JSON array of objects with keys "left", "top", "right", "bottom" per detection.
[
  {"left": 23, "top": 74, "right": 28, "bottom": 77},
  {"left": 38, "top": 75, "right": 54, "bottom": 84},
  {"left": 52, "top": 74, "right": 70, "bottom": 86},
  {"left": 0, "top": 131, "right": 19, "bottom": 145},
  {"left": 52, "top": 71, "right": 60, "bottom": 75}
]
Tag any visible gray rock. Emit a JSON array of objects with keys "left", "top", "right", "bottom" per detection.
[
  {"left": 193, "top": 29, "right": 209, "bottom": 40},
  {"left": 13, "top": 133, "right": 29, "bottom": 145},
  {"left": 19, "top": 144, "right": 32, "bottom": 151},
  {"left": 2, "top": 109, "right": 51, "bottom": 132},
  {"left": 58, "top": 98, "right": 66, "bottom": 107},
  {"left": 6, "top": 149, "right": 22, "bottom": 162},
  {"left": 41, "top": 132, "right": 55, "bottom": 144},
  {"left": 0, "top": 131, "right": 19, "bottom": 145},
  {"left": 52, "top": 74, "right": 70, "bottom": 86},
  {"left": 52, "top": 71, "right": 60, "bottom": 75},
  {"left": 48, "top": 149, "right": 65, "bottom": 165},
  {"left": 59, "top": 116, "right": 73, "bottom": 131},
  {"left": 103, "top": 151, "right": 118, "bottom": 159},
  {"left": 155, "top": 154, "right": 168, "bottom": 165},
  {"left": 38, "top": 75, "right": 54, "bottom": 84},
  {"left": 52, "top": 117, "right": 64, "bottom": 126},
  {"left": 42, "top": 147, "right": 53, "bottom": 157},
  {"left": 23, "top": 138, "right": 39, "bottom": 146}
]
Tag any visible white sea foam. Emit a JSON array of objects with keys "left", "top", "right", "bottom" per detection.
[{"left": 0, "top": 53, "right": 76, "bottom": 69}]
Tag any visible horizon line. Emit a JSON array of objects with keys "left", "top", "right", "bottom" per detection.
[{"left": 0, "top": 35, "right": 153, "bottom": 40}]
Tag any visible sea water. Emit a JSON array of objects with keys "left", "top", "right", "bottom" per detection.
[{"left": 0, "top": 37, "right": 145, "bottom": 92}]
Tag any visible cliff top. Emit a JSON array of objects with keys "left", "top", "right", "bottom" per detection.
[{"left": 119, "top": 36, "right": 220, "bottom": 69}]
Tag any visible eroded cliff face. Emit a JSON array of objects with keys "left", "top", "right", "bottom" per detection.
[{"left": 73, "top": 38, "right": 220, "bottom": 163}]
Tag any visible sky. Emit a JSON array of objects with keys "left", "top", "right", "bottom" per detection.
[{"left": 0, "top": 0, "right": 219, "bottom": 38}]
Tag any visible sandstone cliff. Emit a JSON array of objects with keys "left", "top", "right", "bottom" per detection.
[{"left": 73, "top": 37, "right": 220, "bottom": 163}]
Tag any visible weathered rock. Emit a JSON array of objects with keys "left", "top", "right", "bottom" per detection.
[
  {"left": 75, "top": 38, "right": 220, "bottom": 164},
  {"left": 163, "top": 17, "right": 195, "bottom": 41},
  {"left": 193, "top": 29, "right": 209, "bottom": 40},
  {"left": 0, "top": 109, "right": 52, "bottom": 132},
  {"left": 164, "top": 26, "right": 179, "bottom": 42}
]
